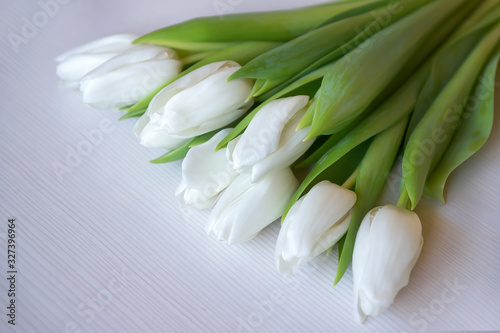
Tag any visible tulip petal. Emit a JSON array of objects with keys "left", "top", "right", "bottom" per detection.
[
  {"left": 159, "top": 67, "right": 254, "bottom": 137},
  {"left": 175, "top": 181, "right": 221, "bottom": 210},
  {"left": 207, "top": 168, "right": 298, "bottom": 245},
  {"left": 353, "top": 205, "right": 423, "bottom": 322},
  {"left": 55, "top": 34, "right": 138, "bottom": 62},
  {"left": 182, "top": 129, "right": 238, "bottom": 192},
  {"left": 352, "top": 207, "right": 377, "bottom": 323},
  {"left": 81, "top": 44, "right": 177, "bottom": 80},
  {"left": 231, "top": 96, "right": 309, "bottom": 171},
  {"left": 275, "top": 195, "right": 305, "bottom": 274},
  {"left": 56, "top": 53, "right": 120, "bottom": 88},
  {"left": 276, "top": 181, "right": 355, "bottom": 274},
  {"left": 134, "top": 114, "right": 188, "bottom": 150},
  {"left": 148, "top": 61, "right": 241, "bottom": 119},
  {"left": 176, "top": 129, "right": 238, "bottom": 209},
  {"left": 251, "top": 124, "right": 313, "bottom": 182},
  {"left": 80, "top": 59, "right": 182, "bottom": 109}
]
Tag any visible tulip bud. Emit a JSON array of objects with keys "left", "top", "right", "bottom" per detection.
[
  {"left": 176, "top": 129, "right": 239, "bottom": 209},
  {"left": 275, "top": 181, "right": 356, "bottom": 274},
  {"left": 133, "top": 112, "right": 189, "bottom": 150},
  {"left": 353, "top": 205, "right": 423, "bottom": 323},
  {"left": 148, "top": 61, "right": 254, "bottom": 138},
  {"left": 79, "top": 44, "right": 182, "bottom": 110},
  {"left": 56, "top": 34, "right": 139, "bottom": 89},
  {"left": 206, "top": 168, "right": 298, "bottom": 245},
  {"left": 227, "top": 96, "right": 315, "bottom": 182}
]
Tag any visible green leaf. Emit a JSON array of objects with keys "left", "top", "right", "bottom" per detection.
[
  {"left": 304, "top": 140, "right": 370, "bottom": 193},
  {"left": 334, "top": 115, "right": 409, "bottom": 284},
  {"left": 296, "top": 122, "right": 360, "bottom": 168},
  {"left": 336, "top": 234, "right": 346, "bottom": 261},
  {"left": 133, "top": 0, "right": 382, "bottom": 48},
  {"left": 119, "top": 107, "right": 146, "bottom": 120},
  {"left": 308, "top": 0, "right": 468, "bottom": 138},
  {"left": 282, "top": 60, "right": 430, "bottom": 219},
  {"left": 150, "top": 141, "right": 193, "bottom": 164},
  {"left": 424, "top": 46, "right": 500, "bottom": 203},
  {"left": 406, "top": 1, "right": 500, "bottom": 139},
  {"left": 188, "top": 131, "right": 219, "bottom": 148},
  {"left": 402, "top": 22, "right": 500, "bottom": 209},
  {"left": 229, "top": 1, "right": 391, "bottom": 95}
]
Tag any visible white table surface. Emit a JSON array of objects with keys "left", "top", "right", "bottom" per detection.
[{"left": 1, "top": 1, "right": 499, "bottom": 332}]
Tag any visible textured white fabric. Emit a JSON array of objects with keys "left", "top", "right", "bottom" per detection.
[{"left": 1, "top": 0, "right": 500, "bottom": 332}]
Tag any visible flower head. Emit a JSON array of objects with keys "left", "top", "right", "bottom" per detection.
[
  {"left": 56, "top": 34, "right": 138, "bottom": 89},
  {"left": 227, "top": 96, "right": 314, "bottom": 182},
  {"left": 353, "top": 205, "right": 423, "bottom": 323},
  {"left": 275, "top": 181, "right": 356, "bottom": 274},
  {"left": 206, "top": 168, "right": 298, "bottom": 245},
  {"left": 147, "top": 61, "right": 254, "bottom": 138},
  {"left": 79, "top": 44, "right": 182, "bottom": 109},
  {"left": 176, "top": 129, "right": 239, "bottom": 209}
]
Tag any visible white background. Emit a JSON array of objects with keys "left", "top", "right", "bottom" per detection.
[{"left": 1, "top": 0, "right": 500, "bottom": 332}]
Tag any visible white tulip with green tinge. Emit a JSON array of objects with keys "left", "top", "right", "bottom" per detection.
[
  {"left": 133, "top": 112, "right": 188, "bottom": 150},
  {"left": 56, "top": 34, "right": 139, "bottom": 89},
  {"left": 353, "top": 205, "right": 423, "bottom": 323},
  {"left": 176, "top": 129, "right": 239, "bottom": 210},
  {"left": 206, "top": 168, "right": 298, "bottom": 245},
  {"left": 275, "top": 181, "right": 356, "bottom": 274},
  {"left": 79, "top": 44, "right": 182, "bottom": 110},
  {"left": 148, "top": 61, "right": 254, "bottom": 138},
  {"left": 227, "top": 96, "right": 314, "bottom": 182}
]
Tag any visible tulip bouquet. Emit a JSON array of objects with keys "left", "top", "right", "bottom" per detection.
[{"left": 56, "top": 0, "right": 500, "bottom": 323}]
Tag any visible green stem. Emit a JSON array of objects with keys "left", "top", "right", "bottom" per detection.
[
  {"left": 180, "top": 51, "right": 215, "bottom": 66},
  {"left": 397, "top": 186, "right": 410, "bottom": 210},
  {"left": 342, "top": 166, "right": 360, "bottom": 190}
]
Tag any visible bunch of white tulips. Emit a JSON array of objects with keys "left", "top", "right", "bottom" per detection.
[{"left": 56, "top": 0, "right": 498, "bottom": 323}]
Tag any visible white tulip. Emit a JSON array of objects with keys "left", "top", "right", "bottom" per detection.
[
  {"left": 79, "top": 44, "right": 182, "bottom": 110},
  {"left": 147, "top": 61, "right": 254, "bottom": 138},
  {"left": 56, "top": 34, "right": 139, "bottom": 89},
  {"left": 133, "top": 112, "right": 188, "bottom": 150},
  {"left": 227, "top": 96, "right": 314, "bottom": 182},
  {"left": 353, "top": 205, "right": 423, "bottom": 323},
  {"left": 176, "top": 129, "right": 239, "bottom": 209},
  {"left": 275, "top": 181, "right": 356, "bottom": 274},
  {"left": 206, "top": 168, "right": 298, "bottom": 245}
]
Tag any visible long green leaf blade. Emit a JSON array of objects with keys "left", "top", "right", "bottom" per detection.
[
  {"left": 308, "top": 0, "right": 468, "bottom": 138},
  {"left": 335, "top": 116, "right": 409, "bottom": 284},
  {"left": 282, "top": 61, "right": 430, "bottom": 218},
  {"left": 424, "top": 47, "right": 500, "bottom": 202},
  {"left": 134, "top": 1, "right": 381, "bottom": 47},
  {"left": 403, "top": 22, "right": 500, "bottom": 209}
]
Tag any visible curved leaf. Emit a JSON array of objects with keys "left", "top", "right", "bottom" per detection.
[
  {"left": 308, "top": 0, "right": 468, "bottom": 138},
  {"left": 134, "top": 1, "right": 381, "bottom": 47},
  {"left": 406, "top": 1, "right": 500, "bottom": 138},
  {"left": 424, "top": 46, "right": 500, "bottom": 202},
  {"left": 335, "top": 116, "right": 409, "bottom": 284},
  {"left": 282, "top": 62, "right": 429, "bottom": 219},
  {"left": 403, "top": 22, "right": 500, "bottom": 209}
]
